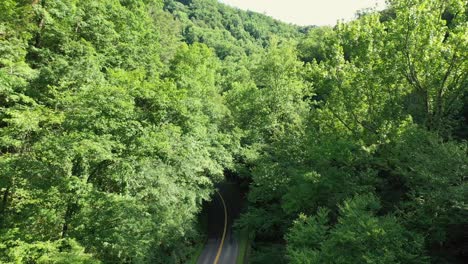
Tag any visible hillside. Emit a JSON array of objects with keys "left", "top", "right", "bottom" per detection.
[{"left": 163, "top": 0, "right": 303, "bottom": 58}]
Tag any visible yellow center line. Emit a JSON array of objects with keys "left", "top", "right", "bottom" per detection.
[{"left": 214, "top": 189, "right": 228, "bottom": 264}]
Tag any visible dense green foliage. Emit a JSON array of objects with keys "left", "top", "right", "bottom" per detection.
[
  {"left": 234, "top": 1, "right": 467, "bottom": 263},
  {"left": 0, "top": 0, "right": 235, "bottom": 263},
  {"left": 1, "top": 0, "right": 467, "bottom": 263}
]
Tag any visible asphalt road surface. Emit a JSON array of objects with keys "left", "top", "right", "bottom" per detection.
[{"left": 197, "top": 182, "right": 242, "bottom": 264}]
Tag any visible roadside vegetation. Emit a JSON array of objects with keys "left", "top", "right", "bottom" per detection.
[{"left": 1, "top": 0, "right": 466, "bottom": 263}]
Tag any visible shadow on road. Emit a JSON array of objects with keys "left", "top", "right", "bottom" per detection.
[{"left": 197, "top": 181, "right": 243, "bottom": 264}]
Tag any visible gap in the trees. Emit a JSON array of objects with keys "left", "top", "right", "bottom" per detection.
[{"left": 196, "top": 172, "right": 246, "bottom": 263}]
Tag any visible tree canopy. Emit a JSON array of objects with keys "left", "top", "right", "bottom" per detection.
[{"left": 1, "top": 0, "right": 467, "bottom": 263}]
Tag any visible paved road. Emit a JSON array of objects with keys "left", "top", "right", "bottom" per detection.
[{"left": 197, "top": 183, "right": 242, "bottom": 264}]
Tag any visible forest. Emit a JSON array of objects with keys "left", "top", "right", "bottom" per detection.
[{"left": 0, "top": 0, "right": 467, "bottom": 263}]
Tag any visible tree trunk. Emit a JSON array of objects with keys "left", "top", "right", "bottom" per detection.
[
  {"left": 61, "top": 202, "right": 76, "bottom": 239},
  {"left": 423, "top": 89, "right": 433, "bottom": 130},
  {"left": 1, "top": 187, "right": 9, "bottom": 213},
  {"left": 0, "top": 186, "right": 10, "bottom": 227}
]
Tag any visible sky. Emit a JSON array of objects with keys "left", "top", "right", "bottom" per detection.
[{"left": 218, "top": 0, "right": 387, "bottom": 26}]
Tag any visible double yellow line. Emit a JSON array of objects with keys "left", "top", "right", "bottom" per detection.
[{"left": 213, "top": 190, "right": 228, "bottom": 264}]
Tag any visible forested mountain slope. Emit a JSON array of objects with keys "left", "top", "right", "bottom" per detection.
[
  {"left": 163, "top": 0, "right": 303, "bottom": 58},
  {"left": 0, "top": 0, "right": 298, "bottom": 263},
  {"left": 0, "top": 0, "right": 467, "bottom": 264}
]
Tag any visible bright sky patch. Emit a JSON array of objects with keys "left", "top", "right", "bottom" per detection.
[{"left": 219, "top": 0, "right": 387, "bottom": 26}]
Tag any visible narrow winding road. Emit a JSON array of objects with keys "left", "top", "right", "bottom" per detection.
[{"left": 197, "top": 183, "right": 242, "bottom": 264}]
